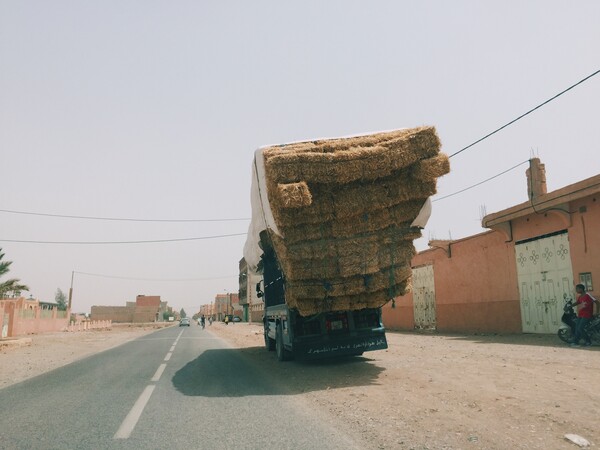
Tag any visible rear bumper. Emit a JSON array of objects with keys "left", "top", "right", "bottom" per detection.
[{"left": 293, "top": 329, "right": 388, "bottom": 359}]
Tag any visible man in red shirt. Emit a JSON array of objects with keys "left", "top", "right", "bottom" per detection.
[{"left": 571, "top": 284, "right": 594, "bottom": 347}]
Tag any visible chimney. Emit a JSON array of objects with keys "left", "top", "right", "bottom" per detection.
[{"left": 526, "top": 158, "right": 547, "bottom": 200}]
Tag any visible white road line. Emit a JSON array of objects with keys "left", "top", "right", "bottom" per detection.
[
  {"left": 151, "top": 364, "right": 167, "bottom": 382},
  {"left": 170, "top": 345, "right": 176, "bottom": 352},
  {"left": 113, "top": 385, "right": 156, "bottom": 439},
  {"left": 164, "top": 352, "right": 172, "bottom": 361}
]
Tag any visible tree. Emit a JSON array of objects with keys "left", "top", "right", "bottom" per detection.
[
  {"left": 180, "top": 308, "right": 187, "bottom": 318},
  {"left": 0, "top": 248, "right": 29, "bottom": 298},
  {"left": 55, "top": 288, "right": 68, "bottom": 311}
]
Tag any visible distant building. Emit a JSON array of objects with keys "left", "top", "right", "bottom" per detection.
[
  {"left": 91, "top": 295, "right": 170, "bottom": 323},
  {"left": 239, "top": 257, "right": 264, "bottom": 323},
  {"left": 213, "top": 293, "right": 240, "bottom": 321}
]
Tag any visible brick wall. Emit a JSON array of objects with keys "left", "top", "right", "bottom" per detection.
[{"left": 91, "top": 306, "right": 135, "bottom": 323}]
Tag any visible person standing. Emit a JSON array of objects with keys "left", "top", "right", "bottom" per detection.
[{"left": 571, "top": 284, "right": 594, "bottom": 347}]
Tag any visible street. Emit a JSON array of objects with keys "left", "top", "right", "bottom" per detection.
[{"left": 0, "top": 326, "right": 362, "bottom": 450}]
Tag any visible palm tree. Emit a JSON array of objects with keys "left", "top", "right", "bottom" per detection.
[{"left": 0, "top": 248, "right": 29, "bottom": 298}]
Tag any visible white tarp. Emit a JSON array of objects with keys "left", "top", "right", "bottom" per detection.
[{"left": 243, "top": 148, "right": 280, "bottom": 274}]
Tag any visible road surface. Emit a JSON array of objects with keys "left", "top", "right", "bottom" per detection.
[{"left": 0, "top": 325, "right": 362, "bottom": 450}]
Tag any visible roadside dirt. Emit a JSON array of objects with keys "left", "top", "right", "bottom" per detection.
[
  {"left": 210, "top": 322, "right": 599, "bottom": 450},
  {"left": 0, "top": 324, "right": 160, "bottom": 389},
  {"left": 1, "top": 322, "right": 598, "bottom": 449}
]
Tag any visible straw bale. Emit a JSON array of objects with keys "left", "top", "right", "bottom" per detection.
[
  {"left": 263, "top": 126, "right": 441, "bottom": 184},
  {"left": 272, "top": 226, "right": 415, "bottom": 261},
  {"left": 274, "top": 182, "right": 312, "bottom": 209},
  {"left": 285, "top": 263, "right": 412, "bottom": 299},
  {"left": 287, "top": 280, "right": 411, "bottom": 316},
  {"left": 279, "top": 202, "right": 425, "bottom": 244},
  {"left": 253, "top": 125, "right": 449, "bottom": 315},
  {"left": 272, "top": 178, "right": 437, "bottom": 226},
  {"left": 408, "top": 153, "right": 450, "bottom": 180},
  {"left": 276, "top": 240, "right": 416, "bottom": 280}
]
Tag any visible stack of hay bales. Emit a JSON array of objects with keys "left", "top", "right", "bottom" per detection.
[{"left": 260, "top": 126, "right": 449, "bottom": 316}]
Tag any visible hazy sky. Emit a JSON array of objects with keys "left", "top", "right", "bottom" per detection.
[{"left": 1, "top": 1, "right": 599, "bottom": 316}]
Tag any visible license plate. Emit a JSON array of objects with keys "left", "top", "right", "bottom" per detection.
[{"left": 330, "top": 320, "right": 343, "bottom": 331}]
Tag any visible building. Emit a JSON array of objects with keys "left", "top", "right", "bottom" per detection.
[
  {"left": 238, "top": 257, "right": 264, "bottom": 323},
  {"left": 91, "top": 295, "right": 171, "bottom": 323},
  {"left": 213, "top": 292, "right": 240, "bottom": 321},
  {"left": 238, "top": 258, "right": 249, "bottom": 321},
  {"left": 383, "top": 158, "right": 599, "bottom": 334},
  {"left": 0, "top": 297, "right": 69, "bottom": 337}
]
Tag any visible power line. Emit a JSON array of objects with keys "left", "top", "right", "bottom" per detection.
[
  {"left": 433, "top": 160, "right": 529, "bottom": 202},
  {"left": 74, "top": 271, "right": 236, "bottom": 282},
  {"left": 449, "top": 68, "right": 600, "bottom": 158},
  {"left": 0, "top": 232, "right": 247, "bottom": 245},
  {"left": 0, "top": 208, "right": 250, "bottom": 223}
]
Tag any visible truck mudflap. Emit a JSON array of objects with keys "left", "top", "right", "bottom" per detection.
[{"left": 293, "top": 331, "right": 388, "bottom": 359}]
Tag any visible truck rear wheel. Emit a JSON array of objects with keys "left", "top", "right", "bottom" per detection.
[
  {"left": 264, "top": 327, "right": 275, "bottom": 351},
  {"left": 276, "top": 323, "right": 292, "bottom": 362}
]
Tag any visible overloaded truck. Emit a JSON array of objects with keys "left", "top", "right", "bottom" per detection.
[{"left": 243, "top": 126, "right": 449, "bottom": 361}]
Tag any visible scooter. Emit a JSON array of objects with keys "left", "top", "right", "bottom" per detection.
[
  {"left": 558, "top": 299, "right": 577, "bottom": 343},
  {"left": 558, "top": 297, "right": 600, "bottom": 344}
]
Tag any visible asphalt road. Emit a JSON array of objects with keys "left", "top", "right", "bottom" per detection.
[{"left": 0, "top": 325, "right": 362, "bottom": 450}]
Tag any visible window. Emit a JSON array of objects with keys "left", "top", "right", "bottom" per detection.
[{"left": 579, "top": 272, "right": 593, "bottom": 292}]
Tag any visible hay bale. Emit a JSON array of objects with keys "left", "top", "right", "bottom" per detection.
[
  {"left": 285, "top": 264, "right": 412, "bottom": 299},
  {"left": 276, "top": 240, "right": 417, "bottom": 280},
  {"left": 273, "top": 178, "right": 438, "bottom": 226},
  {"left": 263, "top": 127, "right": 441, "bottom": 184},
  {"left": 251, "top": 125, "right": 448, "bottom": 315},
  {"left": 279, "top": 202, "right": 425, "bottom": 244},
  {"left": 287, "top": 280, "right": 411, "bottom": 316},
  {"left": 275, "top": 182, "right": 312, "bottom": 208}
]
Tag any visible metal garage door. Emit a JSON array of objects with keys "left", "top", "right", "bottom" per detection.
[
  {"left": 412, "top": 264, "right": 436, "bottom": 330},
  {"left": 515, "top": 231, "right": 573, "bottom": 333}
]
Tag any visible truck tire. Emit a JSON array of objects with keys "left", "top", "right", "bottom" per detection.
[
  {"left": 264, "top": 327, "right": 275, "bottom": 351},
  {"left": 276, "top": 323, "right": 292, "bottom": 362}
]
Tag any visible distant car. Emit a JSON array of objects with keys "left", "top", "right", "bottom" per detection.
[
  {"left": 179, "top": 318, "right": 191, "bottom": 327},
  {"left": 232, "top": 316, "right": 242, "bottom": 322}
]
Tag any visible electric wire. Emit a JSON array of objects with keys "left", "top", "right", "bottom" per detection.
[
  {"left": 433, "top": 160, "right": 529, "bottom": 202},
  {"left": 0, "top": 208, "right": 250, "bottom": 223},
  {"left": 74, "top": 271, "right": 235, "bottom": 282},
  {"left": 0, "top": 232, "right": 247, "bottom": 245},
  {"left": 449, "top": 68, "right": 600, "bottom": 158}
]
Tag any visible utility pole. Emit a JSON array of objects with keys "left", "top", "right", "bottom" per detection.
[{"left": 68, "top": 271, "right": 74, "bottom": 312}]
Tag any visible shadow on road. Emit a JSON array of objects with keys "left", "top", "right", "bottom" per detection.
[{"left": 172, "top": 346, "right": 384, "bottom": 398}]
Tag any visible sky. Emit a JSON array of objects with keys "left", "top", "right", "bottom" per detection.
[{"left": 1, "top": 1, "right": 599, "bottom": 316}]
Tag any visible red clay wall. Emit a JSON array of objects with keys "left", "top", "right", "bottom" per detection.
[
  {"left": 136, "top": 295, "right": 161, "bottom": 307},
  {"left": 10, "top": 308, "right": 69, "bottom": 336},
  {"left": 383, "top": 231, "right": 522, "bottom": 333},
  {"left": 564, "top": 197, "right": 600, "bottom": 300}
]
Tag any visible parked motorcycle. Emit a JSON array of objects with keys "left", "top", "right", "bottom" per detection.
[{"left": 558, "top": 298, "right": 600, "bottom": 344}]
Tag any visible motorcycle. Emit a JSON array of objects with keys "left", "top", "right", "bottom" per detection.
[{"left": 558, "top": 298, "right": 600, "bottom": 344}]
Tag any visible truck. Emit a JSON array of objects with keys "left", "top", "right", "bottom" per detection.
[
  {"left": 243, "top": 126, "right": 448, "bottom": 361},
  {"left": 256, "top": 238, "right": 388, "bottom": 361}
]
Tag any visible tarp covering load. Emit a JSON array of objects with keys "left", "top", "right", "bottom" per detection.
[{"left": 243, "top": 126, "right": 449, "bottom": 316}]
